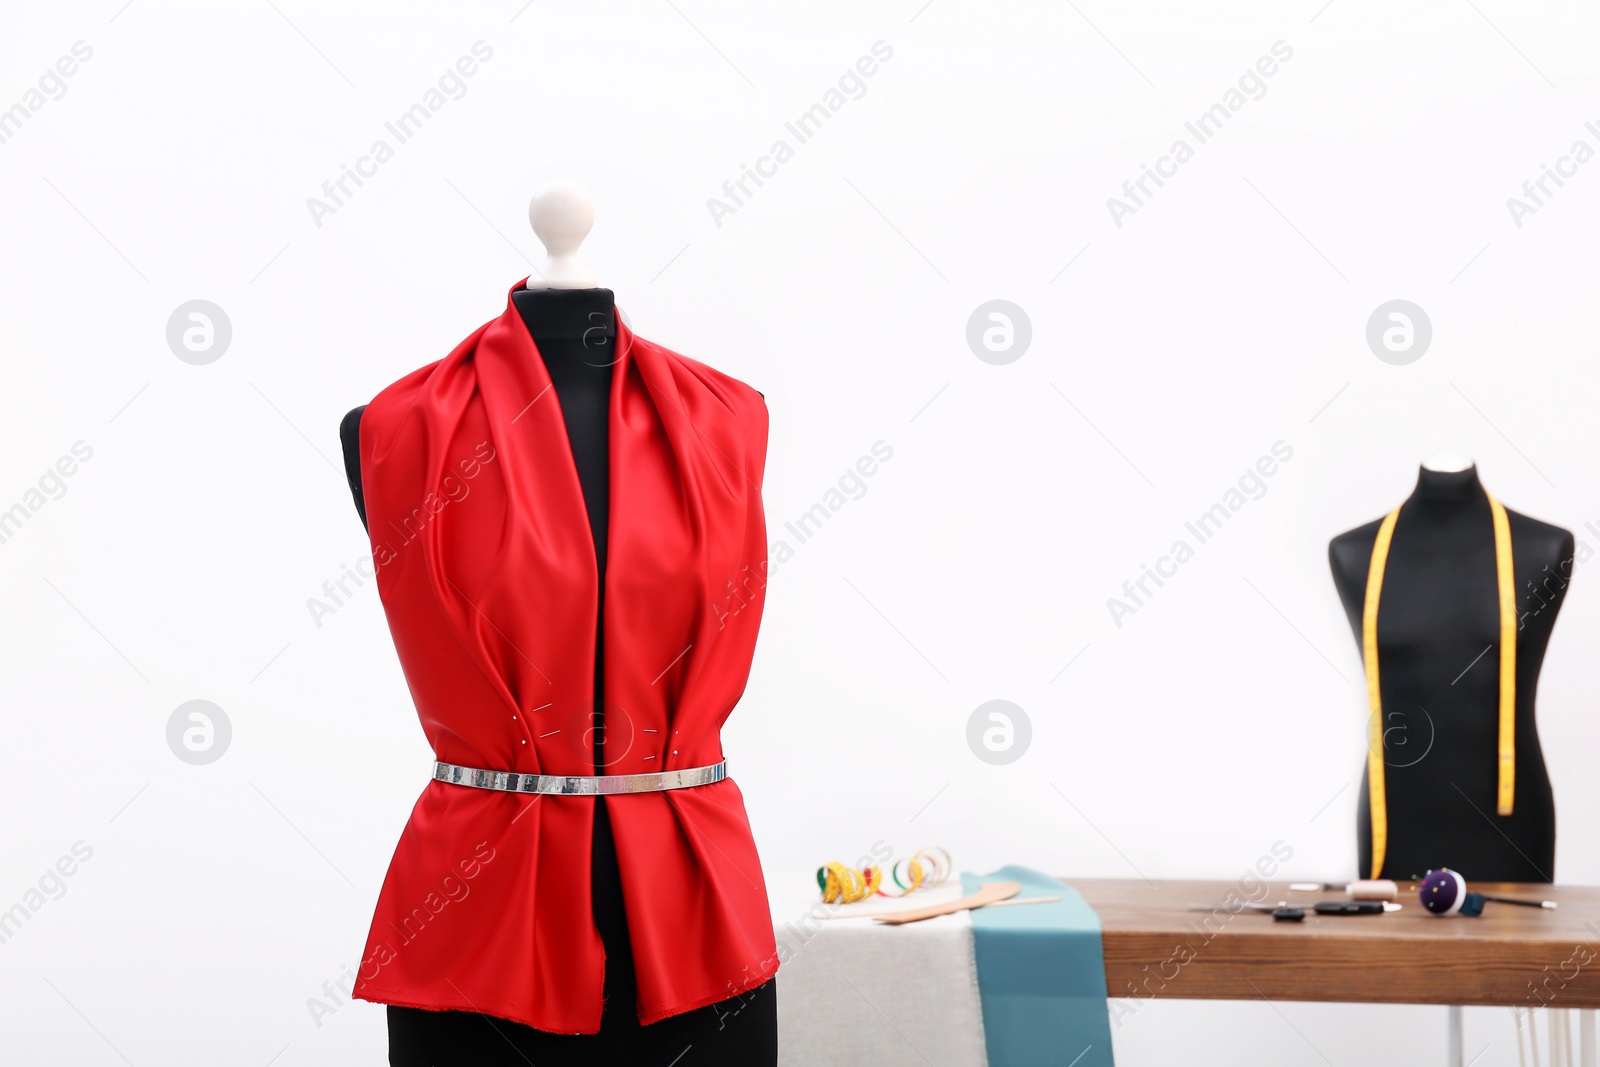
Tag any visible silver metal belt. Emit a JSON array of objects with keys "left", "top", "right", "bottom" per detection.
[{"left": 432, "top": 759, "right": 727, "bottom": 795}]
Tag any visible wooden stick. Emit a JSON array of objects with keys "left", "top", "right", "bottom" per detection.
[
  {"left": 820, "top": 894, "right": 1060, "bottom": 920},
  {"left": 984, "top": 895, "right": 1061, "bottom": 908},
  {"left": 873, "top": 881, "right": 1021, "bottom": 925}
]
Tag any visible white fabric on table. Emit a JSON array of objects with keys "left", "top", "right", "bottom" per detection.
[{"left": 771, "top": 880, "right": 989, "bottom": 1066}]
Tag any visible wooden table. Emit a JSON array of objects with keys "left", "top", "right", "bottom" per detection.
[
  {"left": 1074, "top": 879, "right": 1600, "bottom": 1065},
  {"left": 1074, "top": 879, "right": 1598, "bottom": 1007}
]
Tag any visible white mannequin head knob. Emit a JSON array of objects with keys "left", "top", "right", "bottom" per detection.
[
  {"left": 1421, "top": 451, "right": 1474, "bottom": 473},
  {"left": 525, "top": 182, "right": 599, "bottom": 290}
]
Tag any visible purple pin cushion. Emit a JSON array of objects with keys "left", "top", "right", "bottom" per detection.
[
  {"left": 1420, "top": 869, "right": 1485, "bottom": 916},
  {"left": 1420, "top": 869, "right": 1463, "bottom": 914}
]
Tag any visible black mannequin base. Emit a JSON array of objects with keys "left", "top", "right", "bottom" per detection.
[{"left": 386, "top": 975, "right": 777, "bottom": 1066}]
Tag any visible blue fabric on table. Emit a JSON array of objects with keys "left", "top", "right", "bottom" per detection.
[{"left": 960, "top": 865, "right": 1115, "bottom": 1067}]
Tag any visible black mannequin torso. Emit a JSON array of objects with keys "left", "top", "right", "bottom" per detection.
[
  {"left": 342, "top": 288, "right": 776, "bottom": 1064},
  {"left": 1329, "top": 465, "right": 1571, "bottom": 883},
  {"left": 508, "top": 286, "right": 615, "bottom": 578}
]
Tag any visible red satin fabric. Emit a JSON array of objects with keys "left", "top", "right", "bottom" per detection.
[{"left": 350, "top": 281, "right": 777, "bottom": 1033}]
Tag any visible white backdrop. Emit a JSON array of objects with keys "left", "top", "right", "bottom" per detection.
[{"left": 3, "top": 0, "right": 1599, "bottom": 1063}]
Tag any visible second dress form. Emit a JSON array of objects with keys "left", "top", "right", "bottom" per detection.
[{"left": 1328, "top": 465, "right": 1569, "bottom": 883}]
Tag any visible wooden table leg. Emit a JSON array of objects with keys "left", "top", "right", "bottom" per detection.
[
  {"left": 1580, "top": 1008, "right": 1595, "bottom": 1067},
  {"left": 1447, "top": 1005, "right": 1463, "bottom": 1067}
]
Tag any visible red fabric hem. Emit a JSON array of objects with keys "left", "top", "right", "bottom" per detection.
[
  {"left": 354, "top": 959, "right": 780, "bottom": 1034},
  {"left": 353, "top": 986, "right": 604, "bottom": 1035},
  {"left": 637, "top": 959, "right": 782, "bottom": 1026}
]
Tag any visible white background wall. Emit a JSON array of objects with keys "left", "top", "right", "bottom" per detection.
[{"left": 3, "top": 0, "right": 1598, "bottom": 1063}]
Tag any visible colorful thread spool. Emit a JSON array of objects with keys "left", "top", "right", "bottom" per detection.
[{"left": 1347, "top": 879, "right": 1399, "bottom": 902}]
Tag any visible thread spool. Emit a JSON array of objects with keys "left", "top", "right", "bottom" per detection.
[
  {"left": 1347, "top": 879, "right": 1399, "bottom": 902},
  {"left": 1289, "top": 880, "right": 1399, "bottom": 901}
]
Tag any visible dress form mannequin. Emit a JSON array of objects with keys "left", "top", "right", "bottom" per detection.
[
  {"left": 341, "top": 184, "right": 776, "bottom": 1064},
  {"left": 1328, "top": 456, "right": 1571, "bottom": 883}
]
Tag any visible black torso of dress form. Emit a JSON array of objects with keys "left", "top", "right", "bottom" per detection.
[
  {"left": 1329, "top": 465, "right": 1571, "bottom": 884},
  {"left": 340, "top": 287, "right": 776, "bottom": 1065}
]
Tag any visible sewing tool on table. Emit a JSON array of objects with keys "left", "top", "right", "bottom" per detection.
[
  {"left": 873, "top": 880, "right": 1022, "bottom": 924},
  {"left": 814, "top": 848, "right": 1063, "bottom": 923},
  {"left": 817, "top": 846, "right": 953, "bottom": 904},
  {"left": 1289, "top": 879, "right": 1400, "bottom": 901},
  {"left": 1188, "top": 899, "right": 1402, "bottom": 922},
  {"left": 1189, "top": 901, "right": 1304, "bottom": 922},
  {"left": 1418, "top": 869, "right": 1558, "bottom": 916},
  {"left": 821, "top": 893, "right": 1064, "bottom": 921}
]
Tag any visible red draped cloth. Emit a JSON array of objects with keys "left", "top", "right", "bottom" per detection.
[{"left": 350, "top": 281, "right": 777, "bottom": 1033}]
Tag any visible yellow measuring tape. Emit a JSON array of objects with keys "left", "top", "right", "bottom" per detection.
[
  {"left": 817, "top": 847, "right": 952, "bottom": 904},
  {"left": 817, "top": 861, "right": 881, "bottom": 903},
  {"left": 1362, "top": 494, "right": 1516, "bottom": 879}
]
